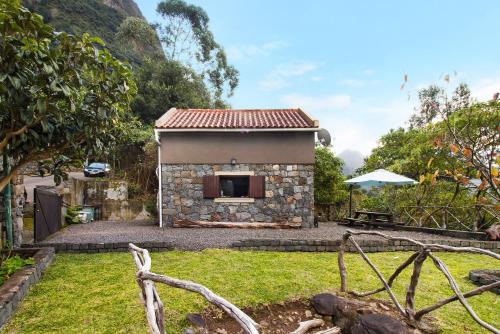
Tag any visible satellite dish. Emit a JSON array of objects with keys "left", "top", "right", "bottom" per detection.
[{"left": 317, "top": 128, "right": 331, "bottom": 147}]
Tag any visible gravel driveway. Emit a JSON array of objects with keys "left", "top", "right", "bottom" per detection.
[{"left": 39, "top": 220, "right": 466, "bottom": 251}]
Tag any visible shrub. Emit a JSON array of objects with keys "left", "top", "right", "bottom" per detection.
[
  {"left": 64, "top": 206, "right": 81, "bottom": 224},
  {"left": 0, "top": 255, "right": 34, "bottom": 285}
]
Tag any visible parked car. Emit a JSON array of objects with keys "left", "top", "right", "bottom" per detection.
[{"left": 83, "top": 163, "right": 111, "bottom": 177}]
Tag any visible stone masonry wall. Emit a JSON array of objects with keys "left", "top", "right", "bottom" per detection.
[{"left": 161, "top": 164, "right": 314, "bottom": 227}]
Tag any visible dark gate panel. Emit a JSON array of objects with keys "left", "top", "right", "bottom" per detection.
[{"left": 34, "top": 188, "right": 62, "bottom": 242}]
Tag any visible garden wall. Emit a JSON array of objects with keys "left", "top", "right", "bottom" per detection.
[
  {"left": 0, "top": 247, "right": 54, "bottom": 328},
  {"left": 231, "top": 238, "right": 500, "bottom": 253},
  {"left": 39, "top": 241, "right": 173, "bottom": 253},
  {"left": 65, "top": 176, "right": 152, "bottom": 221}
]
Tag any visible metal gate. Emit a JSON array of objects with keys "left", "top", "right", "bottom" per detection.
[{"left": 34, "top": 188, "right": 62, "bottom": 242}]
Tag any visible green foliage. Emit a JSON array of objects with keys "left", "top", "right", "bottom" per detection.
[
  {"left": 157, "top": 0, "right": 239, "bottom": 103},
  {"left": 359, "top": 83, "right": 499, "bottom": 230},
  {"left": 0, "top": 255, "right": 34, "bottom": 285},
  {"left": 314, "top": 146, "right": 348, "bottom": 204},
  {"left": 0, "top": 0, "right": 136, "bottom": 191},
  {"left": 1, "top": 251, "right": 498, "bottom": 333},
  {"left": 144, "top": 195, "right": 158, "bottom": 217},
  {"left": 131, "top": 58, "right": 212, "bottom": 123},
  {"left": 22, "top": 0, "right": 160, "bottom": 65},
  {"left": 127, "top": 183, "right": 142, "bottom": 199},
  {"left": 115, "top": 17, "right": 163, "bottom": 62},
  {"left": 64, "top": 206, "right": 81, "bottom": 225},
  {"left": 360, "top": 126, "right": 446, "bottom": 180}
]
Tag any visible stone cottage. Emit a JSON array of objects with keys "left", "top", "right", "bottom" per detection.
[{"left": 154, "top": 108, "right": 319, "bottom": 227}]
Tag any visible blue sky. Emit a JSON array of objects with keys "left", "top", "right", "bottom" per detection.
[{"left": 137, "top": 1, "right": 500, "bottom": 156}]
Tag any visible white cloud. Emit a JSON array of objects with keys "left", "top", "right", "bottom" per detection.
[
  {"left": 289, "top": 96, "right": 412, "bottom": 155},
  {"left": 311, "top": 76, "right": 323, "bottom": 82},
  {"left": 226, "top": 40, "right": 289, "bottom": 61},
  {"left": 259, "top": 78, "right": 287, "bottom": 90},
  {"left": 328, "top": 120, "right": 378, "bottom": 156},
  {"left": 338, "top": 78, "right": 382, "bottom": 88},
  {"left": 338, "top": 79, "right": 366, "bottom": 87},
  {"left": 273, "top": 62, "right": 318, "bottom": 77},
  {"left": 470, "top": 77, "right": 500, "bottom": 102},
  {"left": 259, "top": 62, "right": 318, "bottom": 90},
  {"left": 363, "top": 69, "right": 376, "bottom": 76},
  {"left": 280, "top": 93, "right": 351, "bottom": 111}
]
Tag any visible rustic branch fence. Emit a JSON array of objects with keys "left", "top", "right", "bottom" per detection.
[
  {"left": 129, "top": 243, "right": 260, "bottom": 334},
  {"left": 337, "top": 229, "right": 500, "bottom": 334},
  {"left": 401, "top": 205, "right": 499, "bottom": 231}
]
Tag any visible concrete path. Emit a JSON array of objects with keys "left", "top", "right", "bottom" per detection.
[{"left": 38, "top": 220, "right": 466, "bottom": 251}]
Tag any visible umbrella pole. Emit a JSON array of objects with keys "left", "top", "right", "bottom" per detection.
[{"left": 349, "top": 185, "right": 353, "bottom": 218}]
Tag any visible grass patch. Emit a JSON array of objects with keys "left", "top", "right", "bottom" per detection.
[{"left": 2, "top": 251, "right": 498, "bottom": 333}]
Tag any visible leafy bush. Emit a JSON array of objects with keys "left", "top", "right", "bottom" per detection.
[
  {"left": 144, "top": 195, "right": 158, "bottom": 217},
  {"left": 64, "top": 206, "right": 81, "bottom": 224},
  {"left": 0, "top": 255, "right": 34, "bottom": 285},
  {"left": 127, "top": 182, "right": 142, "bottom": 199},
  {"left": 314, "top": 146, "right": 348, "bottom": 204}
]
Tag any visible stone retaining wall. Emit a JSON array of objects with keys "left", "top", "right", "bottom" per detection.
[
  {"left": 0, "top": 247, "right": 54, "bottom": 328},
  {"left": 38, "top": 241, "right": 173, "bottom": 253},
  {"left": 161, "top": 163, "right": 314, "bottom": 227},
  {"left": 231, "top": 238, "right": 500, "bottom": 253}
]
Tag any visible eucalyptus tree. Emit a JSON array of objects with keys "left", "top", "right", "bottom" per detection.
[{"left": 156, "top": 0, "right": 239, "bottom": 104}]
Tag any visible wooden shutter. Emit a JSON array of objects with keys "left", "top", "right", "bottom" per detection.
[
  {"left": 248, "top": 175, "right": 265, "bottom": 198},
  {"left": 203, "top": 175, "right": 220, "bottom": 198}
]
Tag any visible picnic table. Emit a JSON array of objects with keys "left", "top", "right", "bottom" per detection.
[{"left": 344, "top": 210, "right": 398, "bottom": 229}]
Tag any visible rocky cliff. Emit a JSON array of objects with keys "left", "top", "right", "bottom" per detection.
[
  {"left": 102, "top": 0, "right": 144, "bottom": 19},
  {"left": 22, "top": 0, "right": 160, "bottom": 64}
]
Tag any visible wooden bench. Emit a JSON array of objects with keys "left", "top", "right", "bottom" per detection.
[{"left": 344, "top": 210, "right": 397, "bottom": 229}]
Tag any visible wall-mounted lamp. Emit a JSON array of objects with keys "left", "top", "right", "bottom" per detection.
[{"left": 230, "top": 158, "right": 237, "bottom": 166}]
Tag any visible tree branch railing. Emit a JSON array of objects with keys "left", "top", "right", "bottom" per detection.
[
  {"left": 129, "top": 243, "right": 260, "bottom": 334},
  {"left": 338, "top": 229, "right": 500, "bottom": 333},
  {"left": 401, "top": 205, "right": 499, "bottom": 231}
]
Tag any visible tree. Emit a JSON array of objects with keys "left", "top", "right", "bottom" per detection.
[
  {"left": 131, "top": 58, "right": 213, "bottom": 123},
  {"left": 156, "top": 0, "right": 239, "bottom": 104},
  {"left": 0, "top": 0, "right": 137, "bottom": 191},
  {"left": 115, "top": 17, "right": 164, "bottom": 62},
  {"left": 361, "top": 83, "right": 499, "bottom": 231},
  {"left": 424, "top": 86, "right": 500, "bottom": 204},
  {"left": 314, "top": 146, "right": 348, "bottom": 204}
]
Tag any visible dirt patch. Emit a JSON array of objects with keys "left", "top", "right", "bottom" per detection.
[
  {"left": 197, "top": 295, "right": 437, "bottom": 334},
  {"left": 202, "top": 299, "right": 331, "bottom": 334}
]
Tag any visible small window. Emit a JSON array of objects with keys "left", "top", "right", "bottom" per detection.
[{"left": 220, "top": 176, "right": 249, "bottom": 197}]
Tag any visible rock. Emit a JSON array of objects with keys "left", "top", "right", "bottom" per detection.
[
  {"left": 186, "top": 313, "right": 206, "bottom": 328},
  {"left": 311, "top": 293, "right": 339, "bottom": 316},
  {"left": 485, "top": 224, "right": 499, "bottom": 240},
  {"left": 216, "top": 329, "right": 228, "bottom": 334},
  {"left": 323, "top": 315, "right": 333, "bottom": 323},
  {"left": 377, "top": 302, "right": 390, "bottom": 311},
  {"left": 305, "top": 310, "right": 313, "bottom": 318},
  {"left": 183, "top": 328, "right": 196, "bottom": 334},
  {"left": 236, "top": 212, "right": 251, "bottom": 221},
  {"left": 351, "top": 314, "right": 411, "bottom": 334}
]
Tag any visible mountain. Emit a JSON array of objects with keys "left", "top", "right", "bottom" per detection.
[
  {"left": 338, "top": 149, "right": 365, "bottom": 176},
  {"left": 22, "top": 0, "right": 160, "bottom": 64},
  {"left": 101, "top": 0, "right": 143, "bottom": 18}
]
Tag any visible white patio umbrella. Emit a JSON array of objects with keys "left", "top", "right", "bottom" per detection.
[{"left": 344, "top": 169, "right": 417, "bottom": 217}]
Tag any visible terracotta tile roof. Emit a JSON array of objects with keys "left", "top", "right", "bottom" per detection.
[{"left": 155, "top": 108, "right": 318, "bottom": 129}]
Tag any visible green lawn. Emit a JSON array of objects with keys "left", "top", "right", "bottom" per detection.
[{"left": 2, "top": 250, "right": 498, "bottom": 334}]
